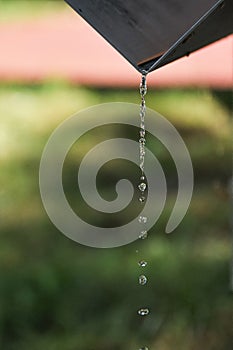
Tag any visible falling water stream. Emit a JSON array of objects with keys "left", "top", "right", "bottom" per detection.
[{"left": 137, "top": 72, "right": 149, "bottom": 350}]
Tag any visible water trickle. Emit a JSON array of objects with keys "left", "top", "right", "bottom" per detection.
[
  {"left": 140, "top": 129, "right": 145, "bottom": 137},
  {"left": 139, "top": 137, "right": 146, "bottom": 145},
  {"left": 138, "top": 260, "right": 147, "bottom": 267},
  {"left": 139, "top": 275, "right": 147, "bottom": 285},
  {"left": 138, "top": 182, "right": 147, "bottom": 192},
  {"left": 138, "top": 216, "right": 147, "bottom": 224},
  {"left": 139, "top": 230, "right": 148, "bottom": 239},
  {"left": 138, "top": 308, "right": 150, "bottom": 316},
  {"left": 136, "top": 72, "right": 150, "bottom": 348},
  {"left": 139, "top": 196, "right": 146, "bottom": 203}
]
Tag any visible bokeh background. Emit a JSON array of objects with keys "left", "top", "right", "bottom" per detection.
[{"left": 0, "top": 1, "right": 232, "bottom": 349}]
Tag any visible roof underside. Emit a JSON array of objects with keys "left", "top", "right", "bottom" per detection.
[{"left": 65, "top": 0, "right": 233, "bottom": 73}]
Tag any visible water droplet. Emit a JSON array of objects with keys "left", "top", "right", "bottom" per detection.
[
  {"left": 139, "top": 347, "right": 149, "bottom": 350},
  {"left": 139, "top": 230, "right": 148, "bottom": 239},
  {"left": 138, "top": 182, "right": 147, "bottom": 192},
  {"left": 139, "top": 196, "right": 146, "bottom": 203},
  {"left": 140, "top": 175, "right": 145, "bottom": 181},
  {"left": 138, "top": 216, "right": 147, "bottom": 224},
  {"left": 140, "top": 122, "right": 145, "bottom": 130},
  {"left": 138, "top": 308, "right": 150, "bottom": 316},
  {"left": 138, "top": 260, "right": 147, "bottom": 267},
  {"left": 140, "top": 150, "right": 145, "bottom": 157},
  {"left": 140, "top": 130, "right": 145, "bottom": 137},
  {"left": 135, "top": 250, "right": 139, "bottom": 254},
  {"left": 139, "top": 137, "right": 146, "bottom": 145},
  {"left": 139, "top": 275, "right": 147, "bottom": 285}
]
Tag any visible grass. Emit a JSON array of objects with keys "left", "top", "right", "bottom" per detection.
[{"left": 0, "top": 84, "right": 232, "bottom": 350}]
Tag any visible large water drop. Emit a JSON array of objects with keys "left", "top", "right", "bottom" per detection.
[
  {"left": 138, "top": 260, "right": 147, "bottom": 267},
  {"left": 138, "top": 182, "right": 147, "bottom": 192},
  {"left": 138, "top": 308, "right": 150, "bottom": 316},
  {"left": 139, "top": 275, "right": 147, "bottom": 285}
]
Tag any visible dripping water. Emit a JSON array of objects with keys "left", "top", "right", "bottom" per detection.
[{"left": 137, "top": 71, "right": 150, "bottom": 350}]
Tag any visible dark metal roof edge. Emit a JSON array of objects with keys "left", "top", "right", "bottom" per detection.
[
  {"left": 65, "top": 0, "right": 140, "bottom": 72},
  {"left": 144, "top": 0, "right": 224, "bottom": 74}
]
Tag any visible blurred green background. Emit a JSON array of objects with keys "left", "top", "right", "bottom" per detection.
[{"left": 0, "top": 1, "right": 232, "bottom": 350}]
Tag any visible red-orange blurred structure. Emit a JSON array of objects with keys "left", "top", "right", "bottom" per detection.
[{"left": 0, "top": 11, "right": 232, "bottom": 88}]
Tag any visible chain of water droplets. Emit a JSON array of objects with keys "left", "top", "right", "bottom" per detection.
[{"left": 137, "top": 72, "right": 149, "bottom": 350}]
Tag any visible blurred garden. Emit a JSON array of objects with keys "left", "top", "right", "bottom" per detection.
[{"left": 0, "top": 1, "right": 232, "bottom": 350}]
